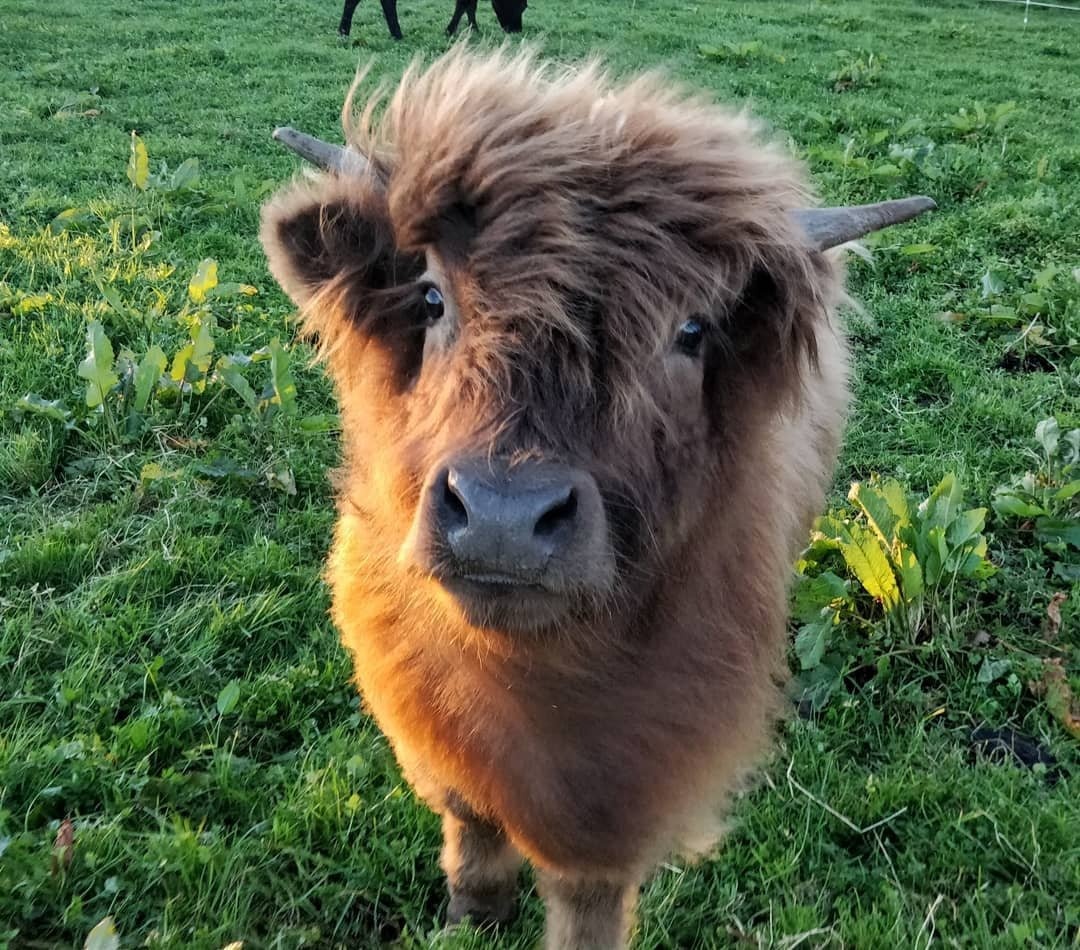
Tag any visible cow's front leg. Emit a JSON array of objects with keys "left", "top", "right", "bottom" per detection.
[
  {"left": 441, "top": 794, "right": 521, "bottom": 925},
  {"left": 445, "top": 0, "right": 468, "bottom": 36},
  {"left": 379, "top": 0, "right": 404, "bottom": 39},
  {"left": 338, "top": 0, "right": 361, "bottom": 35},
  {"left": 538, "top": 872, "right": 639, "bottom": 950},
  {"left": 465, "top": 0, "right": 480, "bottom": 31}
]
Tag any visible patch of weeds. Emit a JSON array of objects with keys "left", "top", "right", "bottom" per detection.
[
  {"left": 828, "top": 49, "right": 883, "bottom": 91},
  {"left": 792, "top": 474, "right": 995, "bottom": 710},
  {"left": 939, "top": 264, "right": 1080, "bottom": 363},
  {"left": 941, "top": 101, "right": 1018, "bottom": 142},
  {"left": 0, "top": 424, "right": 64, "bottom": 490},
  {"left": 807, "top": 121, "right": 992, "bottom": 199},
  {"left": 698, "top": 40, "right": 786, "bottom": 65},
  {"left": 993, "top": 417, "right": 1080, "bottom": 582}
]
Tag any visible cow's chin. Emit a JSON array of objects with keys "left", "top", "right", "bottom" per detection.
[{"left": 434, "top": 575, "right": 575, "bottom": 636}]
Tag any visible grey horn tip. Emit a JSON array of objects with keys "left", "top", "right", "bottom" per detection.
[
  {"left": 270, "top": 125, "right": 373, "bottom": 179},
  {"left": 793, "top": 195, "right": 938, "bottom": 251}
]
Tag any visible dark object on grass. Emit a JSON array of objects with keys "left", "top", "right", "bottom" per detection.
[
  {"left": 338, "top": 0, "right": 527, "bottom": 40},
  {"left": 261, "top": 48, "right": 936, "bottom": 948},
  {"left": 969, "top": 726, "right": 1061, "bottom": 783}
]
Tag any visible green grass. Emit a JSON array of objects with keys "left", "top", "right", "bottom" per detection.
[{"left": 1, "top": 0, "right": 1078, "bottom": 946}]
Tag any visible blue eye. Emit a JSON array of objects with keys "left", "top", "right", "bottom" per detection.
[
  {"left": 675, "top": 318, "right": 705, "bottom": 356},
  {"left": 423, "top": 285, "right": 445, "bottom": 323}
]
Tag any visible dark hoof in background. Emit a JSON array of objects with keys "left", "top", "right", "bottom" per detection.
[{"left": 447, "top": 886, "right": 517, "bottom": 927}]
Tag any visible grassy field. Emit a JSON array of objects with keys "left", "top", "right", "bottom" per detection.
[{"left": 1, "top": 0, "right": 1078, "bottom": 946}]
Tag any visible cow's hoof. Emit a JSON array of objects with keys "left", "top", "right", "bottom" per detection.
[{"left": 447, "top": 886, "right": 516, "bottom": 927}]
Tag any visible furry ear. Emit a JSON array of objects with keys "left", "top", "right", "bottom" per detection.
[
  {"left": 259, "top": 175, "right": 423, "bottom": 335},
  {"left": 707, "top": 247, "right": 839, "bottom": 413}
]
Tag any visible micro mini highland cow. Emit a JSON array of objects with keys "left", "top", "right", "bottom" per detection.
[{"left": 260, "top": 47, "right": 934, "bottom": 948}]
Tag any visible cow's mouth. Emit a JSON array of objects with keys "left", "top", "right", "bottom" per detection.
[{"left": 437, "top": 572, "right": 571, "bottom": 632}]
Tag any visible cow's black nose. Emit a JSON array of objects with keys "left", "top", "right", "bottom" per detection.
[{"left": 434, "top": 461, "right": 582, "bottom": 579}]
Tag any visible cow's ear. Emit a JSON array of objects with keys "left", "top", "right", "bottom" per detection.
[
  {"left": 259, "top": 176, "right": 422, "bottom": 326},
  {"left": 709, "top": 248, "right": 839, "bottom": 407}
]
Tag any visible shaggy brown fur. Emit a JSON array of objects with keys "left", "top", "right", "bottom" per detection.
[{"left": 261, "top": 46, "right": 850, "bottom": 948}]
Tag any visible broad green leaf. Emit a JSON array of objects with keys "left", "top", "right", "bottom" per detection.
[
  {"left": 1052, "top": 480, "right": 1080, "bottom": 502},
  {"left": 84, "top": 916, "right": 120, "bottom": 950},
  {"left": 849, "top": 480, "right": 902, "bottom": 551},
  {"left": 922, "top": 525, "right": 949, "bottom": 585},
  {"left": 792, "top": 664, "right": 843, "bottom": 712},
  {"left": 947, "top": 507, "right": 987, "bottom": 547},
  {"left": 188, "top": 258, "right": 219, "bottom": 304},
  {"left": 49, "top": 207, "right": 93, "bottom": 234},
  {"left": 299, "top": 413, "right": 340, "bottom": 432},
  {"left": 208, "top": 282, "right": 258, "bottom": 298},
  {"left": 992, "top": 492, "right": 1045, "bottom": 518},
  {"left": 100, "top": 284, "right": 128, "bottom": 316},
  {"left": 900, "top": 243, "right": 937, "bottom": 256},
  {"left": 812, "top": 514, "right": 847, "bottom": 547},
  {"left": 133, "top": 345, "right": 166, "bottom": 412},
  {"left": 15, "top": 393, "right": 73, "bottom": 424},
  {"left": 78, "top": 320, "right": 119, "bottom": 409},
  {"left": 980, "top": 269, "right": 1006, "bottom": 298},
  {"left": 897, "top": 545, "right": 923, "bottom": 600},
  {"left": 216, "top": 356, "right": 258, "bottom": 411},
  {"left": 792, "top": 571, "right": 850, "bottom": 624},
  {"left": 1063, "top": 429, "right": 1080, "bottom": 466},
  {"left": 921, "top": 473, "right": 964, "bottom": 531},
  {"left": 794, "top": 619, "right": 831, "bottom": 671},
  {"left": 1033, "top": 264, "right": 1060, "bottom": 290},
  {"left": 127, "top": 133, "right": 149, "bottom": 190},
  {"left": 216, "top": 681, "right": 240, "bottom": 716},
  {"left": 139, "top": 462, "right": 180, "bottom": 484},
  {"left": 870, "top": 163, "right": 902, "bottom": 179},
  {"left": 824, "top": 519, "right": 899, "bottom": 608},
  {"left": 10, "top": 293, "right": 52, "bottom": 316},
  {"left": 977, "top": 657, "right": 1011, "bottom": 684},
  {"left": 168, "top": 157, "right": 200, "bottom": 192},
  {"left": 192, "top": 456, "right": 258, "bottom": 481},
  {"left": 1035, "top": 517, "right": 1080, "bottom": 550},
  {"left": 267, "top": 338, "right": 297, "bottom": 416},
  {"left": 171, "top": 318, "right": 215, "bottom": 392},
  {"left": 955, "top": 538, "right": 996, "bottom": 578},
  {"left": 266, "top": 466, "right": 297, "bottom": 496},
  {"left": 1053, "top": 562, "right": 1080, "bottom": 583},
  {"left": 1035, "top": 417, "right": 1059, "bottom": 459},
  {"left": 1018, "top": 292, "right": 1047, "bottom": 315}
]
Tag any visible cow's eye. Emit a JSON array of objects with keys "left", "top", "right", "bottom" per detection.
[
  {"left": 675, "top": 318, "right": 705, "bottom": 356},
  {"left": 423, "top": 285, "right": 445, "bottom": 324}
]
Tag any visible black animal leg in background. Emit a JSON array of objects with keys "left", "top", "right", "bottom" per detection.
[
  {"left": 339, "top": 0, "right": 404, "bottom": 39},
  {"left": 446, "top": 0, "right": 479, "bottom": 35},
  {"left": 380, "top": 0, "right": 404, "bottom": 39},
  {"left": 338, "top": 0, "right": 361, "bottom": 35}
]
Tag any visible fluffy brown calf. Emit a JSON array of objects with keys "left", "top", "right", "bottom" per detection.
[{"left": 260, "top": 48, "right": 934, "bottom": 948}]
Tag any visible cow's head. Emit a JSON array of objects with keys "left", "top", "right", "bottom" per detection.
[
  {"left": 492, "top": 0, "right": 527, "bottom": 33},
  {"left": 261, "top": 50, "right": 933, "bottom": 637}
]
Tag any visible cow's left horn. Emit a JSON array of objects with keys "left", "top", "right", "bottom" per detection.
[
  {"left": 272, "top": 126, "right": 377, "bottom": 180},
  {"left": 792, "top": 196, "right": 937, "bottom": 251}
]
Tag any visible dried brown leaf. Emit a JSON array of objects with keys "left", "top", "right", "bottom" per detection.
[
  {"left": 1045, "top": 592, "right": 1067, "bottom": 640},
  {"left": 51, "top": 818, "right": 74, "bottom": 876},
  {"left": 1028, "top": 658, "right": 1080, "bottom": 739}
]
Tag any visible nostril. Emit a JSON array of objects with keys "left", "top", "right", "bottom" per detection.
[
  {"left": 534, "top": 488, "right": 577, "bottom": 538},
  {"left": 441, "top": 469, "right": 469, "bottom": 530}
]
